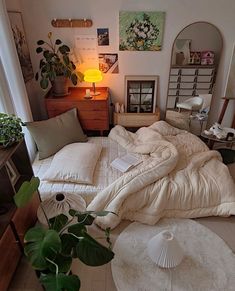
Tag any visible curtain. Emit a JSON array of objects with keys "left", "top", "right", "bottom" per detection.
[{"left": 0, "top": 0, "right": 36, "bottom": 160}]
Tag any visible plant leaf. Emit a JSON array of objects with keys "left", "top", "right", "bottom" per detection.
[
  {"left": 24, "top": 228, "right": 61, "bottom": 270},
  {"left": 48, "top": 253, "right": 72, "bottom": 273},
  {"left": 63, "top": 55, "right": 69, "bottom": 65},
  {"left": 37, "top": 40, "right": 45, "bottom": 45},
  {"left": 40, "top": 273, "right": 80, "bottom": 291},
  {"left": 60, "top": 233, "right": 79, "bottom": 257},
  {"left": 36, "top": 47, "right": 43, "bottom": 53},
  {"left": 71, "top": 73, "right": 77, "bottom": 85},
  {"left": 68, "top": 223, "right": 87, "bottom": 236},
  {"left": 14, "top": 177, "right": 40, "bottom": 208},
  {"left": 40, "top": 78, "right": 49, "bottom": 89},
  {"left": 59, "top": 45, "right": 70, "bottom": 54},
  {"left": 55, "top": 39, "right": 62, "bottom": 45},
  {"left": 77, "top": 232, "right": 114, "bottom": 266},
  {"left": 35, "top": 72, "right": 39, "bottom": 81},
  {"left": 49, "top": 214, "right": 68, "bottom": 232}
]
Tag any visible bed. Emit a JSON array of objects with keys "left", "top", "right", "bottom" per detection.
[{"left": 33, "top": 121, "right": 235, "bottom": 230}]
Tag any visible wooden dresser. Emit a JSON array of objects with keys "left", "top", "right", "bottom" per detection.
[
  {"left": 45, "top": 87, "right": 110, "bottom": 135},
  {"left": 0, "top": 139, "right": 40, "bottom": 290}
]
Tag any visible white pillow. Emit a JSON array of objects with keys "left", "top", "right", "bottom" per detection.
[{"left": 42, "top": 143, "right": 102, "bottom": 184}]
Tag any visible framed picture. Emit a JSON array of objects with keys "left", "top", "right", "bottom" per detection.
[
  {"left": 97, "top": 28, "right": 109, "bottom": 46},
  {"left": 98, "top": 53, "right": 119, "bottom": 73},
  {"left": 8, "top": 11, "right": 34, "bottom": 82},
  {"left": 119, "top": 11, "right": 165, "bottom": 51},
  {"left": 6, "top": 159, "right": 20, "bottom": 186}
]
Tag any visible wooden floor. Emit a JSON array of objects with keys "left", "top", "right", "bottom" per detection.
[{"left": 8, "top": 221, "right": 131, "bottom": 291}]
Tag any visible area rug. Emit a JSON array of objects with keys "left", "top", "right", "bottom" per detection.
[{"left": 111, "top": 218, "right": 235, "bottom": 291}]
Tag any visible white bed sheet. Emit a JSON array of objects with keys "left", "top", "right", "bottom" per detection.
[{"left": 32, "top": 137, "right": 126, "bottom": 204}]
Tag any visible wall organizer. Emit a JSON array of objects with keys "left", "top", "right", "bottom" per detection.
[{"left": 51, "top": 18, "right": 92, "bottom": 28}]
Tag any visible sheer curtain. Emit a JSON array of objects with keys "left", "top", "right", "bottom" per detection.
[{"left": 0, "top": 0, "right": 36, "bottom": 160}]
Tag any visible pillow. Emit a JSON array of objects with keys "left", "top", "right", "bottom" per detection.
[
  {"left": 42, "top": 142, "right": 102, "bottom": 184},
  {"left": 26, "top": 108, "right": 87, "bottom": 159}
]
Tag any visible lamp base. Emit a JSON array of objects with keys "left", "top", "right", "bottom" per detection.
[{"left": 91, "top": 91, "right": 101, "bottom": 96}]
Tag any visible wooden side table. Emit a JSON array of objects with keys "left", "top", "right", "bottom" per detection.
[
  {"left": 201, "top": 132, "right": 235, "bottom": 149},
  {"left": 45, "top": 87, "right": 110, "bottom": 136},
  {"left": 113, "top": 108, "right": 160, "bottom": 128}
]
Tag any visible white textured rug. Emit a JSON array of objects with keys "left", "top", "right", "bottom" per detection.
[{"left": 111, "top": 218, "right": 235, "bottom": 291}]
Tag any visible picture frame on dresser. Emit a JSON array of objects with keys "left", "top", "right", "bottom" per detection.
[{"left": 5, "top": 159, "right": 20, "bottom": 186}]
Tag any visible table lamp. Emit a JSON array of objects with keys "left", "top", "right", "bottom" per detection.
[
  {"left": 147, "top": 230, "right": 183, "bottom": 268},
  {"left": 84, "top": 69, "right": 103, "bottom": 96}
]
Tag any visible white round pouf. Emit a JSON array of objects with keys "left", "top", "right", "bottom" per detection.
[{"left": 111, "top": 218, "right": 235, "bottom": 291}]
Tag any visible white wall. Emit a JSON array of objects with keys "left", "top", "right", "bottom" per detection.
[{"left": 7, "top": 0, "right": 235, "bottom": 125}]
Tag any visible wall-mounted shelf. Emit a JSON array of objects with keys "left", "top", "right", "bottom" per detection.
[{"left": 51, "top": 18, "right": 92, "bottom": 28}]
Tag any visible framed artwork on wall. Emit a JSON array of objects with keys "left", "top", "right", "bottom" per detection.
[
  {"left": 119, "top": 11, "right": 165, "bottom": 51},
  {"left": 98, "top": 53, "right": 119, "bottom": 73},
  {"left": 8, "top": 11, "right": 34, "bottom": 83}
]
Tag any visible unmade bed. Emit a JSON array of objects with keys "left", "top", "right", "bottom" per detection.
[{"left": 33, "top": 121, "right": 235, "bottom": 231}]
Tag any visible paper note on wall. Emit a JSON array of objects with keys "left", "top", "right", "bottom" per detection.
[{"left": 75, "top": 35, "right": 98, "bottom": 67}]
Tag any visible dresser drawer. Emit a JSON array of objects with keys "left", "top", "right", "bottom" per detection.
[
  {"left": 198, "top": 68, "right": 214, "bottom": 75},
  {"left": 181, "top": 76, "right": 196, "bottom": 82},
  {"left": 81, "top": 119, "right": 109, "bottom": 130},
  {"left": 46, "top": 100, "right": 107, "bottom": 111},
  {"left": 0, "top": 225, "right": 21, "bottom": 291},
  {"left": 78, "top": 110, "right": 108, "bottom": 120},
  {"left": 181, "top": 68, "right": 197, "bottom": 75}
]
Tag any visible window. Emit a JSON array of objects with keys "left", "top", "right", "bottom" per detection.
[{"left": 125, "top": 75, "right": 158, "bottom": 113}]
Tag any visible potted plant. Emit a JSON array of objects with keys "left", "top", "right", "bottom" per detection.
[
  {"left": 35, "top": 32, "right": 83, "bottom": 96},
  {"left": 0, "top": 113, "right": 24, "bottom": 147},
  {"left": 14, "top": 177, "right": 115, "bottom": 291}
]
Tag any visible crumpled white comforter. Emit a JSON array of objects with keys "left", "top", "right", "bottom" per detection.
[{"left": 87, "top": 121, "right": 235, "bottom": 229}]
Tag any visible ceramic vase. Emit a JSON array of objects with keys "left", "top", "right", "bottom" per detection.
[
  {"left": 120, "top": 104, "right": 125, "bottom": 113},
  {"left": 115, "top": 102, "right": 120, "bottom": 113},
  {"left": 37, "top": 192, "right": 86, "bottom": 225},
  {"left": 147, "top": 230, "right": 183, "bottom": 268}
]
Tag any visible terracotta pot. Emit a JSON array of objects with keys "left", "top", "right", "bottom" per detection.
[{"left": 51, "top": 76, "right": 69, "bottom": 96}]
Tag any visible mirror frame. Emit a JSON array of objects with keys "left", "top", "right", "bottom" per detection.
[{"left": 164, "top": 21, "right": 223, "bottom": 121}]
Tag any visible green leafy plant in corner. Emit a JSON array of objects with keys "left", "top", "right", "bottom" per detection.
[
  {"left": 35, "top": 32, "right": 83, "bottom": 90},
  {"left": 0, "top": 113, "right": 24, "bottom": 147},
  {"left": 14, "top": 177, "right": 115, "bottom": 291}
]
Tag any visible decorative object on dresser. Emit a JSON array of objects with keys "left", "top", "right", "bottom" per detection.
[
  {"left": 201, "top": 50, "right": 215, "bottom": 65},
  {"left": 84, "top": 69, "right": 103, "bottom": 96},
  {"left": 0, "top": 139, "right": 40, "bottom": 291},
  {"left": 125, "top": 75, "right": 158, "bottom": 113},
  {"left": 35, "top": 32, "right": 83, "bottom": 96},
  {"left": 45, "top": 87, "right": 110, "bottom": 136}
]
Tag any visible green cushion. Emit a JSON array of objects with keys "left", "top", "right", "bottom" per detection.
[{"left": 26, "top": 108, "right": 87, "bottom": 159}]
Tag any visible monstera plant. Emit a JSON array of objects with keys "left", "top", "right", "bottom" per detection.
[
  {"left": 35, "top": 32, "right": 83, "bottom": 96},
  {"left": 14, "top": 177, "right": 114, "bottom": 291}
]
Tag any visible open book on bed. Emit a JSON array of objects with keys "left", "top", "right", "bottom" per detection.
[{"left": 111, "top": 153, "right": 142, "bottom": 173}]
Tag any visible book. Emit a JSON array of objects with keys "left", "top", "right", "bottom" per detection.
[{"left": 111, "top": 153, "right": 142, "bottom": 173}]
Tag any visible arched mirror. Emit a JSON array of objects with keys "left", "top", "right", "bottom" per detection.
[{"left": 165, "top": 22, "right": 223, "bottom": 134}]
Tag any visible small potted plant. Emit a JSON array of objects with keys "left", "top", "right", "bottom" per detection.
[
  {"left": 14, "top": 177, "right": 115, "bottom": 291},
  {"left": 35, "top": 32, "right": 83, "bottom": 96},
  {"left": 0, "top": 113, "right": 24, "bottom": 148}
]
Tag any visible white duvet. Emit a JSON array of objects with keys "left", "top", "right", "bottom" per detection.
[{"left": 88, "top": 121, "right": 235, "bottom": 229}]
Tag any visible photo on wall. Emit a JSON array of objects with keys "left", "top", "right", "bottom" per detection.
[
  {"left": 8, "top": 11, "right": 34, "bottom": 82},
  {"left": 97, "top": 28, "right": 109, "bottom": 46},
  {"left": 119, "top": 11, "right": 165, "bottom": 51},
  {"left": 99, "top": 53, "right": 119, "bottom": 73}
]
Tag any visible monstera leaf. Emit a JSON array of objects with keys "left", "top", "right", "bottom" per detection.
[{"left": 40, "top": 273, "right": 80, "bottom": 291}]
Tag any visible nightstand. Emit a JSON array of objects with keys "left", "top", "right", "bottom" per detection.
[{"left": 45, "top": 87, "right": 110, "bottom": 136}]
